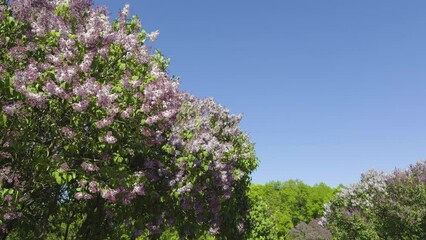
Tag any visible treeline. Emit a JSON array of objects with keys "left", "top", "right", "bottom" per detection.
[
  {"left": 248, "top": 180, "right": 337, "bottom": 239},
  {"left": 250, "top": 161, "right": 426, "bottom": 240}
]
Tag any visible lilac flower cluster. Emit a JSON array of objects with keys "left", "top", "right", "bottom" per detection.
[
  {"left": 0, "top": 166, "right": 23, "bottom": 232},
  {"left": 165, "top": 96, "right": 257, "bottom": 234},
  {"left": 323, "top": 161, "right": 426, "bottom": 239}
]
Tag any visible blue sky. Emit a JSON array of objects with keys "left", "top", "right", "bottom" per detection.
[{"left": 96, "top": 0, "right": 426, "bottom": 187}]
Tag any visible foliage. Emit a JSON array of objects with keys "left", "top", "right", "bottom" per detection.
[
  {"left": 0, "top": 0, "right": 258, "bottom": 239},
  {"left": 323, "top": 161, "right": 426, "bottom": 240},
  {"left": 246, "top": 194, "right": 280, "bottom": 240},
  {"left": 249, "top": 180, "right": 335, "bottom": 238}
]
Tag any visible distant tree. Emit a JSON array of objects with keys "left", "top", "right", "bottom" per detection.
[
  {"left": 246, "top": 195, "right": 280, "bottom": 240},
  {"left": 249, "top": 180, "right": 335, "bottom": 238}
]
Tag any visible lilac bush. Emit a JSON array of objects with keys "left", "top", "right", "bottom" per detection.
[
  {"left": 0, "top": 0, "right": 258, "bottom": 239},
  {"left": 287, "top": 219, "right": 331, "bottom": 240},
  {"left": 323, "top": 161, "right": 426, "bottom": 239}
]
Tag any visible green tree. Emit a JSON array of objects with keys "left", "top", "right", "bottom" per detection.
[
  {"left": 246, "top": 194, "right": 280, "bottom": 240},
  {"left": 0, "top": 1, "right": 258, "bottom": 239},
  {"left": 249, "top": 180, "right": 335, "bottom": 238}
]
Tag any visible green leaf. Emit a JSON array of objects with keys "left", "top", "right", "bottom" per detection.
[
  {"left": 66, "top": 174, "right": 73, "bottom": 182},
  {"left": 1, "top": 113, "right": 6, "bottom": 127},
  {"left": 52, "top": 171, "right": 63, "bottom": 185},
  {"left": 113, "top": 153, "right": 124, "bottom": 163}
]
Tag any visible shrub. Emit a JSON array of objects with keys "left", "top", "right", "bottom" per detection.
[
  {"left": 0, "top": 0, "right": 258, "bottom": 239},
  {"left": 287, "top": 219, "right": 331, "bottom": 240},
  {"left": 323, "top": 161, "right": 426, "bottom": 239}
]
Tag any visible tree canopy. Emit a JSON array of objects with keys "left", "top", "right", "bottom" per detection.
[
  {"left": 0, "top": 0, "right": 258, "bottom": 239},
  {"left": 249, "top": 180, "right": 335, "bottom": 239}
]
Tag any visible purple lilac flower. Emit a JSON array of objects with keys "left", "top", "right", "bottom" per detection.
[
  {"left": 88, "top": 181, "right": 99, "bottom": 193},
  {"left": 2, "top": 102, "right": 22, "bottom": 116},
  {"left": 81, "top": 162, "right": 100, "bottom": 172},
  {"left": 95, "top": 117, "right": 113, "bottom": 129},
  {"left": 59, "top": 163, "right": 70, "bottom": 172},
  {"left": 4, "top": 194, "right": 12, "bottom": 202},
  {"left": 72, "top": 100, "right": 89, "bottom": 112},
  {"left": 74, "top": 192, "right": 84, "bottom": 200},
  {"left": 101, "top": 188, "right": 120, "bottom": 203},
  {"left": 102, "top": 131, "right": 117, "bottom": 144},
  {"left": 146, "top": 30, "right": 160, "bottom": 41},
  {"left": 132, "top": 183, "right": 145, "bottom": 196},
  {"left": 60, "top": 127, "right": 76, "bottom": 139}
]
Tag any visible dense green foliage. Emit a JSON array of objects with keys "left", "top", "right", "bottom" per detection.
[
  {"left": 249, "top": 180, "right": 335, "bottom": 239},
  {"left": 246, "top": 195, "right": 280, "bottom": 240},
  {"left": 324, "top": 161, "right": 426, "bottom": 239}
]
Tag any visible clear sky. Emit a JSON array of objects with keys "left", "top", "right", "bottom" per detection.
[{"left": 95, "top": 0, "right": 426, "bottom": 187}]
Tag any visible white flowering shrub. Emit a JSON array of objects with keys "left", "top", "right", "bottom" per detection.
[
  {"left": 323, "top": 161, "right": 426, "bottom": 239},
  {"left": 0, "top": 0, "right": 258, "bottom": 239}
]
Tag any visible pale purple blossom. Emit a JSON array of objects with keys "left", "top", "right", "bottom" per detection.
[
  {"left": 146, "top": 30, "right": 160, "bottom": 41},
  {"left": 72, "top": 100, "right": 89, "bottom": 112},
  {"left": 73, "top": 78, "right": 100, "bottom": 98},
  {"left": 47, "top": 54, "right": 61, "bottom": 65},
  {"left": 74, "top": 192, "right": 84, "bottom": 200},
  {"left": 79, "top": 52, "right": 95, "bottom": 72},
  {"left": 59, "top": 163, "right": 70, "bottom": 172},
  {"left": 78, "top": 180, "right": 87, "bottom": 188},
  {"left": 2, "top": 212, "right": 22, "bottom": 221},
  {"left": 149, "top": 65, "right": 166, "bottom": 79},
  {"left": 2, "top": 102, "right": 22, "bottom": 116},
  {"left": 55, "top": 66, "right": 77, "bottom": 83},
  {"left": 106, "top": 105, "right": 120, "bottom": 115},
  {"left": 145, "top": 115, "right": 160, "bottom": 125},
  {"left": 0, "top": 151, "right": 12, "bottom": 159},
  {"left": 96, "top": 85, "right": 119, "bottom": 108},
  {"left": 132, "top": 183, "right": 145, "bottom": 196},
  {"left": 25, "top": 92, "right": 46, "bottom": 108},
  {"left": 120, "top": 4, "right": 130, "bottom": 18},
  {"left": 120, "top": 106, "right": 133, "bottom": 118},
  {"left": 4, "top": 194, "right": 12, "bottom": 202},
  {"left": 81, "top": 162, "right": 100, "bottom": 172},
  {"left": 95, "top": 117, "right": 113, "bottom": 129},
  {"left": 43, "top": 79, "right": 69, "bottom": 99},
  {"left": 98, "top": 46, "right": 109, "bottom": 58},
  {"left": 83, "top": 193, "right": 93, "bottom": 199},
  {"left": 88, "top": 181, "right": 99, "bottom": 193},
  {"left": 101, "top": 188, "right": 119, "bottom": 202},
  {"left": 102, "top": 131, "right": 117, "bottom": 144},
  {"left": 122, "top": 193, "right": 134, "bottom": 205},
  {"left": 209, "top": 226, "right": 220, "bottom": 235},
  {"left": 177, "top": 183, "right": 192, "bottom": 195},
  {"left": 237, "top": 221, "right": 245, "bottom": 234},
  {"left": 60, "top": 127, "right": 76, "bottom": 139}
]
